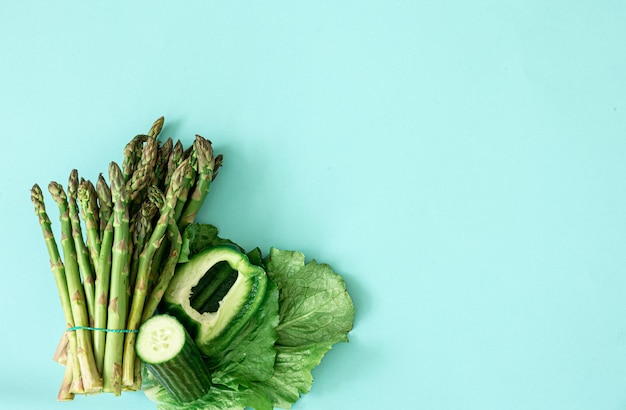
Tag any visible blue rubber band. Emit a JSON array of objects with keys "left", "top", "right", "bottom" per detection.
[{"left": 66, "top": 326, "right": 139, "bottom": 334}]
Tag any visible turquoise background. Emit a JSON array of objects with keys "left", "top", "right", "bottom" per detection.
[{"left": 2, "top": 1, "right": 626, "bottom": 409}]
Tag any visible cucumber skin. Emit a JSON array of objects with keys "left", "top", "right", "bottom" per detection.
[{"left": 137, "top": 316, "right": 212, "bottom": 404}]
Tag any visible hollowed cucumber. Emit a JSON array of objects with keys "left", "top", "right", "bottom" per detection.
[{"left": 162, "top": 246, "right": 268, "bottom": 356}]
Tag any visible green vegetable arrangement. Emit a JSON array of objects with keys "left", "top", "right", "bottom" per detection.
[{"left": 31, "top": 117, "right": 355, "bottom": 409}]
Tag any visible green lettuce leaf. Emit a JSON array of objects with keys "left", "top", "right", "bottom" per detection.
[
  {"left": 179, "top": 223, "right": 243, "bottom": 263},
  {"left": 250, "top": 342, "right": 333, "bottom": 409},
  {"left": 248, "top": 248, "right": 355, "bottom": 408},
  {"left": 267, "top": 248, "right": 354, "bottom": 347}
]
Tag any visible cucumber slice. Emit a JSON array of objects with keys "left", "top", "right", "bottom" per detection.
[{"left": 136, "top": 314, "right": 211, "bottom": 404}]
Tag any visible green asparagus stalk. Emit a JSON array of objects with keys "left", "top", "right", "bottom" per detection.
[
  {"left": 128, "top": 187, "right": 163, "bottom": 293},
  {"left": 31, "top": 184, "right": 84, "bottom": 396},
  {"left": 142, "top": 214, "right": 182, "bottom": 323},
  {"left": 94, "top": 176, "right": 115, "bottom": 375},
  {"left": 121, "top": 134, "right": 149, "bottom": 183},
  {"left": 147, "top": 115, "right": 164, "bottom": 138},
  {"left": 173, "top": 149, "right": 198, "bottom": 224},
  {"left": 48, "top": 181, "right": 102, "bottom": 394},
  {"left": 178, "top": 135, "right": 217, "bottom": 228},
  {"left": 68, "top": 170, "right": 96, "bottom": 327},
  {"left": 121, "top": 162, "right": 187, "bottom": 387},
  {"left": 93, "top": 214, "right": 113, "bottom": 374},
  {"left": 102, "top": 162, "right": 131, "bottom": 395},
  {"left": 78, "top": 179, "right": 101, "bottom": 269},
  {"left": 96, "top": 174, "right": 113, "bottom": 242},
  {"left": 165, "top": 140, "right": 184, "bottom": 188},
  {"left": 154, "top": 137, "right": 173, "bottom": 189},
  {"left": 126, "top": 137, "right": 158, "bottom": 208},
  {"left": 58, "top": 346, "right": 75, "bottom": 401}
]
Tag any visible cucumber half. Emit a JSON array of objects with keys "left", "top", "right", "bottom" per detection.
[{"left": 136, "top": 314, "right": 211, "bottom": 404}]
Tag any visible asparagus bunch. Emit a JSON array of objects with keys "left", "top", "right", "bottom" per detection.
[{"left": 30, "top": 117, "right": 221, "bottom": 400}]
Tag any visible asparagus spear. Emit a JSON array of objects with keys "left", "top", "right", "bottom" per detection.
[
  {"left": 121, "top": 134, "right": 149, "bottom": 183},
  {"left": 154, "top": 137, "right": 173, "bottom": 189},
  {"left": 147, "top": 115, "right": 164, "bottom": 138},
  {"left": 128, "top": 187, "right": 163, "bottom": 292},
  {"left": 78, "top": 179, "right": 101, "bottom": 270},
  {"left": 31, "top": 184, "right": 84, "bottom": 396},
  {"left": 178, "top": 135, "right": 217, "bottom": 228},
  {"left": 173, "top": 153, "right": 197, "bottom": 224},
  {"left": 96, "top": 174, "right": 113, "bottom": 242},
  {"left": 68, "top": 170, "right": 96, "bottom": 327},
  {"left": 126, "top": 137, "right": 158, "bottom": 211},
  {"left": 93, "top": 214, "right": 113, "bottom": 373},
  {"left": 121, "top": 162, "right": 187, "bottom": 387},
  {"left": 48, "top": 181, "right": 102, "bottom": 394},
  {"left": 122, "top": 116, "right": 165, "bottom": 181},
  {"left": 94, "top": 174, "right": 114, "bottom": 374},
  {"left": 165, "top": 140, "right": 184, "bottom": 188},
  {"left": 102, "top": 162, "right": 131, "bottom": 395},
  {"left": 57, "top": 347, "right": 75, "bottom": 401},
  {"left": 142, "top": 214, "right": 182, "bottom": 323}
]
